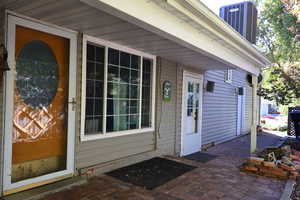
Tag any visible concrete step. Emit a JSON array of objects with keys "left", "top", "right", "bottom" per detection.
[{"left": 2, "top": 176, "right": 87, "bottom": 200}]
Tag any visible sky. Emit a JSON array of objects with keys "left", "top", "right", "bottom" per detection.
[{"left": 200, "top": 0, "right": 253, "bottom": 14}]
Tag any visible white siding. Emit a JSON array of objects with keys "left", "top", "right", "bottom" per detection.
[
  {"left": 202, "top": 69, "right": 253, "bottom": 145},
  {"left": 155, "top": 58, "right": 178, "bottom": 155}
]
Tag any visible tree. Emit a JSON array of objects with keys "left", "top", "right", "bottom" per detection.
[{"left": 257, "top": 0, "right": 300, "bottom": 105}]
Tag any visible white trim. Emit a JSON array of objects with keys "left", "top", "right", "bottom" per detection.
[
  {"left": 138, "top": 57, "right": 143, "bottom": 129},
  {"left": 180, "top": 71, "right": 203, "bottom": 156},
  {"left": 81, "top": 128, "right": 155, "bottom": 142},
  {"left": 237, "top": 92, "right": 242, "bottom": 136},
  {"left": 80, "top": 34, "right": 156, "bottom": 141},
  {"left": 3, "top": 14, "right": 77, "bottom": 192},
  {"left": 1, "top": 10, "right": 9, "bottom": 196},
  {"left": 83, "top": 35, "right": 155, "bottom": 59},
  {"left": 103, "top": 46, "right": 108, "bottom": 135},
  {"left": 225, "top": 69, "right": 233, "bottom": 84}
]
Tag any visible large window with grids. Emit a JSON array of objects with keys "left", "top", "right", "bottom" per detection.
[{"left": 81, "top": 35, "right": 156, "bottom": 140}]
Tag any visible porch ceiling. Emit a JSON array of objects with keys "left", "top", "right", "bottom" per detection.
[{"left": 1, "top": 0, "right": 240, "bottom": 71}]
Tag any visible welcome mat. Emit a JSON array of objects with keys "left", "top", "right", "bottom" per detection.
[
  {"left": 106, "top": 157, "right": 196, "bottom": 190},
  {"left": 184, "top": 152, "right": 218, "bottom": 163}
]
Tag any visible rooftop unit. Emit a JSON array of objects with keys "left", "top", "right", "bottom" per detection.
[{"left": 220, "top": 1, "right": 258, "bottom": 44}]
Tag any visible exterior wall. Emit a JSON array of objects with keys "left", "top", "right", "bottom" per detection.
[
  {"left": 75, "top": 56, "right": 180, "bottom": 175},
  {"left": 155, "top": 58, "right": 178, "bottom": 155},
  {"left": 0, "top": 8, "right": 5, "bottom": 196},
  {"left": 0, "top": 3, "right": 262, "bottom": 194},
  {"left": 202, "top": 69, "right": 253, "bottom": 145}
]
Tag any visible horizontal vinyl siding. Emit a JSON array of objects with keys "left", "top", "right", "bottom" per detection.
[
  {"left": 175, "top": 66, "right": 183, "bottom": 155},
  {"left": 76, "top": 133, "right": 155, "bottom": 168},
  {"left": 155, "top": 58, "right": 178, "bottom": 155},
  {"left": 202, "top": 69, "right": 252, "bottom": 145}
]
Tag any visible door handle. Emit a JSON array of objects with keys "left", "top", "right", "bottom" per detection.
[
  {"left": 193, "top": 111, "right": 198, "bottom": 120},
  {"left": 68, "top": 98, "right": 77, "bottom": 111}
]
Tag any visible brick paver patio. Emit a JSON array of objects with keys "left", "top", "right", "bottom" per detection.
[{"left": 42, "top": 132, "right": 286, "bottom": 200}]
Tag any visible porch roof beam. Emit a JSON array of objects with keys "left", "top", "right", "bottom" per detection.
[{"left": 81, "top": 0, "right": 271, "bottom": 75}]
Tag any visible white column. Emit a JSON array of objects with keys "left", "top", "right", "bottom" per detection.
[{"left": 251, "top": 75, "right": 258, "bottom": 153}]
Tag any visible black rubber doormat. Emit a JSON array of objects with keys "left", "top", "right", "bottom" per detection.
[
  {"left": 106, "top": 157, "right": 196, "bottom": 190},
  {"left": 184, "top": 151, "right": 218, "bottom": 163}
]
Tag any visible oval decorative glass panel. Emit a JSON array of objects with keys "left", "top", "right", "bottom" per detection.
[{"left": 16, "top": 40, "right": 59, "bottom": 108}]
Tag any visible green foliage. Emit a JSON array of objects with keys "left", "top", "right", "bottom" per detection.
[{"left": 257, "top": 0, "right": 300, "bottom": 105}]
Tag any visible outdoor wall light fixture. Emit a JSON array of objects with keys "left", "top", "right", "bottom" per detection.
[
  {"left": 0, "top": 44, "right": 10, "bottom": 72},
  {"left": 206, "top": 81, "right": 215, "bottom": 93},
  {"left": 246, "top": 73, "right": 263, "bottom": 87},
  {"left": 236, "top": 87, "right": 244, "bottom": 95}
]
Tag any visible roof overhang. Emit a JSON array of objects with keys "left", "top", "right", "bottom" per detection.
[
  {"left": 167, "top": 0, "right": 271, "bottom": 66},
  {"left": 79, "top": 0, "right": 270, "bottom": 75}
]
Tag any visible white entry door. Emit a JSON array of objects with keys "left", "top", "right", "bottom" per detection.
[{"left": 181, "top": 72, "right": 203, "bottom": 156}]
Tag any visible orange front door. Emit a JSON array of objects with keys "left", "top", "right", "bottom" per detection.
[{"left": 12, "top": 26, "right": 69, "bottom": 183}]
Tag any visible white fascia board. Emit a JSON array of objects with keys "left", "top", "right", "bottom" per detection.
[{"left": 81, "top": 0, "right": 263, "bottom": 75}]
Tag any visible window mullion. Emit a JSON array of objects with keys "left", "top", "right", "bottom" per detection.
[
  {"left": 138, "top": 56, "right": 143, "bottom": 129},
  {"left": 103, "top": 46, "right": 108, "bottom": 134}
]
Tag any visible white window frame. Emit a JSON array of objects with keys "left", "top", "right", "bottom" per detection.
[
  {"left": 81, "top": 35, "right": 156, "bottom": 141},
  {"left": 225, "top": 68, "right": 233, "bottom": 83}
]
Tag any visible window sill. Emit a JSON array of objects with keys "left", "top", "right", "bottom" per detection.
[
  {"left": 224, "top": 80, "right": 232, "bottom": 84},
  {"left": 80, "top": 128, "right": 155, "bottom": 142}
]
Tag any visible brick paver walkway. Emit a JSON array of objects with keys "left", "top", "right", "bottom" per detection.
[{"left": 42, "top": 132, "right": 286, "bottom": 200}]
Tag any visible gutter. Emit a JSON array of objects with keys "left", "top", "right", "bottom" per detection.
[{"left": 158, "top": 0, "right": 271, "bottom": 68}]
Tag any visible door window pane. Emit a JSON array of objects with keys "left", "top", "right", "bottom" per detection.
[
  {"left": 186, "top": 81, "right": 200, "bottom": 134},
  {"left": 16, "top": 40, "right": 59, "bottom": 108}
]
